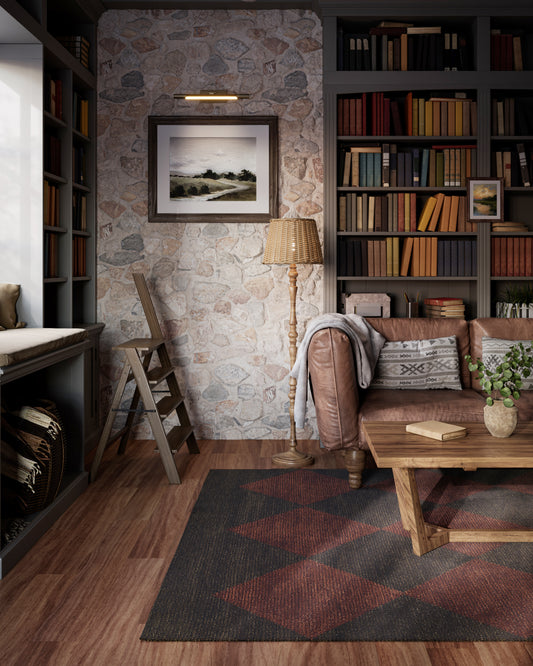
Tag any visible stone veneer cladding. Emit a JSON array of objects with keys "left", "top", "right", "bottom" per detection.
[{"left": 97, "top": 8, "right": 323, "bottom": 439}]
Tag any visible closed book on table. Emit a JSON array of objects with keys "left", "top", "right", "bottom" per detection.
[{"left": 406, "top": 420, "right": 467, "bottom": 441}]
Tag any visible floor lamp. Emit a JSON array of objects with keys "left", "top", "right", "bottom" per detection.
[{"left": 263, "top": 218, "right": 323, "bottom": 467}]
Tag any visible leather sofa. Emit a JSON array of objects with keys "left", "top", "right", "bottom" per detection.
[{"left": 307, "top": 317, "right": 533, "bottom": 488}]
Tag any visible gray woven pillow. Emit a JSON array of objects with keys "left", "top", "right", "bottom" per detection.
[
  {"left": 370, "top": 335, "right": 462, "bottom": 389},
  {"left": 482, "top": 337, "right": 533, "bottom": 390}
]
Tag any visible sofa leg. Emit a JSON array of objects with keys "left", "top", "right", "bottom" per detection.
[{"left": 344, "top": 449, "right": 365, "bottom": 489}]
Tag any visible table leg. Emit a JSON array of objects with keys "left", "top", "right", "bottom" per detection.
[{"left": 392, "top": 468, "right": 449, "bottom": 556}]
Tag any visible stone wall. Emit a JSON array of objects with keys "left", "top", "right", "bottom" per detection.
[{"left": 97, "top": 8, "right": 323, "bottom": 439}]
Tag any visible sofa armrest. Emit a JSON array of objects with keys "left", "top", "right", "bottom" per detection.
[{"left": 308, "top": 327, "right": 360, "bottom": 451}]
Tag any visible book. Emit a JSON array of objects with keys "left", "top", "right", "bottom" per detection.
[
  {"left": 417, "top": 195, "right": 437, "bottom": 232},
  {"left": 517, "top": 143, "right": 531, "bottom": 187},
  {"left": 400, "top": 236, "right": 414, "bottom": 276},
  {"left": 406, "top": 420, "right": 467, "bottom": 441},
  {"left": 425, "top": 305, "right": 465, "bottom": 314},
  {"left": 424, "top": 297, "right": 464, "bottom": 306},
  {"left": 427, "top": 192, "right": 445, "bottom": 232}
]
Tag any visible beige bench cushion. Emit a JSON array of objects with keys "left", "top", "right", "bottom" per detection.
[{"left": 0, "top": 328, "right": 88, "bottom": 367}]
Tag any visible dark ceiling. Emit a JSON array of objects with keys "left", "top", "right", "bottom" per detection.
[{"left": 102, "top": 1, "right": 315, "bottom": 9}]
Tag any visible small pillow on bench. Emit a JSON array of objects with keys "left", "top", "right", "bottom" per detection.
[
  {"left": 370, "top": 335, "right": 462, "bottom": 390},
  {"left": 0, "top": 283, "right": 26, "bottom": 330}
]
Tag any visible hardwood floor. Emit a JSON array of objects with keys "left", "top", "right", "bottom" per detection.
[{"left": 0, "top": 439, "right": 531, "bottom": 666}]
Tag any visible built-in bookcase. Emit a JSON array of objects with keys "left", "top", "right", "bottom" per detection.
[
  {"left": 0, "top": 0, "right": 104, "bottom": 577},
  {"left": 319, "top": 0, "right": 533, "bottom": 318}
]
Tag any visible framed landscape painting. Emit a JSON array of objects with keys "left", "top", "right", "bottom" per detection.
[
  {"left": 148, "top": 116, "right": 278, "bottom": 222},
  {"left": 467, "top": 177, "right": 504, "bottom": 222}
]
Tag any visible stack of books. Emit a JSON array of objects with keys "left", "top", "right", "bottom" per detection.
[
  {"left": 424, "top": 297, "right": 465, "bottom": 318},
  {"left": 491, "top": 221, "right": 528, "bottom": 233}
]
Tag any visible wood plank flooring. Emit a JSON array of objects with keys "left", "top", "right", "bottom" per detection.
[{"left": 0, "top": 439, "right": 531, "bottom": 666}]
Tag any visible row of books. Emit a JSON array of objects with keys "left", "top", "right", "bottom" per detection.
[
  {"left": 494, "top": 145, "right": 532, "bottom": 187},
  {"left": 341, "top": 145, "right": 477, "bottom": 188},
  {"left": 338, "top": 193, "right": 477, "bottom": 233},
  {"left": 337, "top": 23, "right": 468, "bottom": 71},
  {"left": 491, "top": 98, "right": 533, "bottom": 136},
  {"left": 44, "top": 134, "right": 61, "bottom": 176},
  {"left": 44, "top": 74, "right": 63, "bottom": 120},
  {"left": 338, "top": 237, "right": 477, "bottom": 278},
  {"left": 490, "top": 30, "right": 526, "bottom": 71},
  {"left": 73, "top": 237, "right": 87, "bottom": 277},
  {"left": 491, "top": 237, "right": 533, "bottom": 276},
  {"left": 58, "top": 35, "right": 90, "bottom": 70},
  {"left": 72, "top": 192, "right": 88, "bottom": 231},
  {"left": 403, "top": 238, "right": 476, "bottom": 277},
  {"left": 423, "top": 297, "right": 465, "bottom": 319},
  {"left": 73, "top": 93, "right": 89, "bottom": 136},
  {"left": 44, "top": 232, "right": 59, "bottom": 279},
  {"left": 338, "top": 93, "right": 476, "bottom": 137},
  {"left": 417, "top": 193, "right": 474, "bottom": 233},
  {"left": 44, "top": 181, "right": 60, "bottom": 227}
]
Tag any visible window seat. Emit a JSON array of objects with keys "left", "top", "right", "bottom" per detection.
[{"left": 0, "top": 328, "right": 88, "bottom": 368}]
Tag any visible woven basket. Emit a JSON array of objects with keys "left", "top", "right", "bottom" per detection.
[{"left": 1, "top": 400, "right": 66, "bottom": 515}]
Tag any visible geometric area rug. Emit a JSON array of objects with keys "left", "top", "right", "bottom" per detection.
[{"left": 141, "top": 468, "right": 533, "bottom": 642}]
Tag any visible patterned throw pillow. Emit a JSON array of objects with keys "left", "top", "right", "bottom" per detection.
[
  {"left": 370, "top": 335, "right": 462, "bottom": 389},
  {"left": 481, "top": 337, "right": 533, "bottom": 390}
]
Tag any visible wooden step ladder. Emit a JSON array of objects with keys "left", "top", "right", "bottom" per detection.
[{"left": 90, "top": 273, "right": 199, "bottom": 484}]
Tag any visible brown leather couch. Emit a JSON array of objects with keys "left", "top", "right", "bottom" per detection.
[{"left": 308, "top": 317, "right": 533, "bottom": 488}]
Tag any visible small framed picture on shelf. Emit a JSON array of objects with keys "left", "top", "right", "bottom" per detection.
[{"left": 467, "top": 177, "right": 504, "bottom": 223}]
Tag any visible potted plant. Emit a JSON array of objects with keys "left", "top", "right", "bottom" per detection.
[
  {"left": 496, "top": 284, "right": 533, "bottom": 318},
  {"left": 465, "top": 341, "right": 533, "bottom": 437}
]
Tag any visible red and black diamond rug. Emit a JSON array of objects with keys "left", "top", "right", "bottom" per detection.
[{"left": 141, "top": 468, "right": 533, "bottom": 642}]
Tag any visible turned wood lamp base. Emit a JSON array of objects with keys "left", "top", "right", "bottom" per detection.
[{"left": 272, "top": 446, "right": 314, "bottom": 468}]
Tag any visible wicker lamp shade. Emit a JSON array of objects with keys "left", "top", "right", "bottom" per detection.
[{"left": 263, "top": 218, "right": 323, "bottom": 265}]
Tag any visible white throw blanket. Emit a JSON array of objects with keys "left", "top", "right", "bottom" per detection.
[{"left": 290, "top": 314, "right": 386, "bottom": 429}]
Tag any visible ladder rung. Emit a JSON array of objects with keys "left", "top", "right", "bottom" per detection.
[
  {"left": 147, "top": 365, "right": 174, "bottom": 387},
  {"left": 115, "top": 338, "right": 165, "bottom": 353},
  {"left": 167, "top": 425, "right": 195, "bottom": 452},
  {"left": 157, "top": 395, "right": 184, "bottom": 419}
]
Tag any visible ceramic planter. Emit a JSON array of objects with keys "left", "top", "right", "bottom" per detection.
[{"left": 483, "top": 399, "right": 518, "bottom": 437}]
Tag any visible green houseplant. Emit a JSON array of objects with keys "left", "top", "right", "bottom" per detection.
[
  {"left": 465, "top": 341, "right": 533, "bottom": 437},
  {"left": 496, "top": 285, "right": 533, "bottom": 318}
]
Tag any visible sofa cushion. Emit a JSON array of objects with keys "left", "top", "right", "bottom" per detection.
[
  {"left": 370, "top": 335, "right": 462, "bottom": 390},
  {"left": 358, "top": 388, "right": 486, "bottom": 451},
  {"left": 0, "top": 328, "right": 88, "bottom": 367},
  {"left": 482, "top": 337, "right": 533, "bottom": 389},
  {"left": 368, "top": 318, "right": 471, "bottom": 388},
  {"left": 515, "top": 391, "right": 533, "bottom": 421}
]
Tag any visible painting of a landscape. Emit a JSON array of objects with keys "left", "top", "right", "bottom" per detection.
[
  {"left": 149, "top": 116, "right": 277, "bottom": 222},
  {"left": 471, "top": 182, "right": 498, "bottom": 217},
  {"left": 169, "top": 136, "right": 257, "bottom": 202}
]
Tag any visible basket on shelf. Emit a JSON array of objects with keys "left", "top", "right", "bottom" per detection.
[{"left": 1, "top": 400, "right": 66, "bottom": 515}]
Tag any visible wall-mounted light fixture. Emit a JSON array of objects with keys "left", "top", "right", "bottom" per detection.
[{"left": 174, "top": 90, "right": 250, "bottom": 102}]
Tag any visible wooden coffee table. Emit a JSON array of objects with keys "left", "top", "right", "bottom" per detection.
[{"left": 362, "top": 421, "right": 533, "bottom": 556}]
